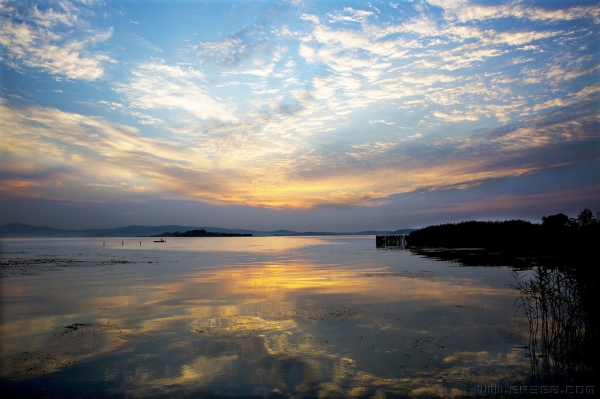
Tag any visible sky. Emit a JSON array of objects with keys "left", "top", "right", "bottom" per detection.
[{"left": 0, "top": 0, "right": 599, "bottom": 232}]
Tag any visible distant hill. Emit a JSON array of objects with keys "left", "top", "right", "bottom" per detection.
[
  {"left": 0, "top": 223, "right": 415, "bottom": 238},
  {"left": 0, "top": 223, "right": 78, "bottom": 237}
]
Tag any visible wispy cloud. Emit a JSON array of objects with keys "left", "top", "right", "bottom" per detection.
[
  {"left": 114, "top": 62, "right": 236, "bottom": 122},
  {"left": 0, "top": 0, "right": 113, "bottom": 80},
  {"left": 2, "top": 89, "right": 597, "bottom": 209},
  {"left": 427, "top": 0, "right": 600, "bottom": 23},
  {"left": 1, "top": 0, "right": 598, "bottom": 224},
  {"left": 198, "top": 24, "right": 273, "bottom": 68},
  {"left": 434, "top": 110, "right": 479, "bottom": 122},
  {"left": 369, "top": 120, "right": 395, "bottom": 125},
  {"left": 327, "top": 7, "right": 375, "bottom": 24},
  {"left": 134, "top": 35, "right": 162, "bottom": 53}
]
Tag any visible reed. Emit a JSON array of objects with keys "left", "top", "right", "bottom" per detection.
[{"left": 513, "top": 266, "right": 599, "bottom": 385}]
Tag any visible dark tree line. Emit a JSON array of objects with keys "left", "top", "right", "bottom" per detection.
[
  {"left": 406, "top": 208, "right": 599, "bottom": 253},
  {"left": 542, "top": 208, "right": 599, "bottom": 229}
]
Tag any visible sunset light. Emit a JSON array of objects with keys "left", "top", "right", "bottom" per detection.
[
  {"left": 1, "top": 0, "right": 599, "bottom": 230},
  {"left": 1, "top": 3, "right": 598, "bottom": 395}
]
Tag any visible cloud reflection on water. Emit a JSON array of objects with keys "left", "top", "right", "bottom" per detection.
[{"left": 0, "top": 237, "right": 530, "bottom": 397}]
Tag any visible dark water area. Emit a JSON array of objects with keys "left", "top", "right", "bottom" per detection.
[
  {"left": 0, "top": 237, "right": 596, "bottom": 398},
  {"left": 409, "top": 245, "right": 600, "bottom": 393}
]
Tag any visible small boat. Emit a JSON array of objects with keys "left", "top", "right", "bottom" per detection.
[{"left": 154, "top": 239, "right": 166, "bottom": 243}]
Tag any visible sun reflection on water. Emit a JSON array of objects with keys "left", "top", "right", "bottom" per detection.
[{"left": 0, "top": 237, "right": 531, "bottom": 397}]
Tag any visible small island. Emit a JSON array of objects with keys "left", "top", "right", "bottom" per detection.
[{"left": 151, "top": 229, "right": 252, "bottom": 238}]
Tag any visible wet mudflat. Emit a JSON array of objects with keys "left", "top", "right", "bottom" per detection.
[{"left": 1, "top": 236, "right": 535, "bottom": 398}]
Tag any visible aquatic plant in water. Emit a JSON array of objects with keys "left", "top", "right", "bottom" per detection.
[{"left": 513, "top": 266, "right": 598, "bottom": 386}]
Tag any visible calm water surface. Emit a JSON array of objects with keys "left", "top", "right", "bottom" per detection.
[{"left": 1, "top": 236, "right": 531, "bottom": 398}]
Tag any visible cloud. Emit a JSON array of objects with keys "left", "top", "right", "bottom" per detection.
[
  {"left": 485, "top": 29, "right": 562, "bottom": 46},
  {"left": 284, "top": 96, "right": 599, "bottom": 203},
  {"left": 223, "top": 62, "right": 276, "bottom": 77},
  {"left": 114, "top": 62, "right": 237, "bottom": 122},
  {"left": 198, "top": 24, "right": 274, "bottom": 68},
  {"left": 0, "top": 100, "right": 237, "bottom": 203},
  {"left": 291, "top": 0, "right": 588, "bottom": 131},
  {"left": 427, "top": 0, "right": 600, "bottom": 24},
  {"left": 134, "top": 35, "right": 162, "bottom": 53},
  {"left": 368, "top": 120, "right": 395, "bottom": 125},
  {"left": 300, "top": 14, "right": 319, "bottom": 23},
  {"left": 327, "top": 7, "right": 375, "bottom": 24},
  {"left": 1, "top": 72, "right": 597, "bottom": 211},
  {"left": 433, "top": 110, "right": 479, "bottom": 122},
  {"left": 1, "top": 0, "right": 598, "bottom": 216},
  {"left": 533, "top": 85, "right": 600, "bottom": 111},
  {"left": 0, "top": 0, "right": 113, "bottom": 80}
]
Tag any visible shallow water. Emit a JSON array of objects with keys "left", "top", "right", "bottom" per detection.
[{"left": 1, "top": 236, "right": 532, "bottom": 398}]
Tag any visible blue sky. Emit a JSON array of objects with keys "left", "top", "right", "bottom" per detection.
[{"left": 1, "top": 0, "right": 599, "bottom": 231}]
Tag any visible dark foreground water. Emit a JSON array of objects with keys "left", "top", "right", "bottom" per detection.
[{"left": 0, "top": 236, "right": 588, "bottom": 398}]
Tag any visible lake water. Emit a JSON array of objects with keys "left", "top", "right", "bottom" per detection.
[{"left": 0, "top": 236, "right": 536, "bottom": 398}]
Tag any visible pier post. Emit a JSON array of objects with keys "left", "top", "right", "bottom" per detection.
[{"left": 376, "top": 234, "right": 405, "bottom": 249}]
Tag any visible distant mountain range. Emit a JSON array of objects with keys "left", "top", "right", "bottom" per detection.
[{"left": 0, "top": 223, "right": 414, "bottom": 238}]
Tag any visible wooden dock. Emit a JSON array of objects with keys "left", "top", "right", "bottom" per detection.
[{"left": 376, "top": 234, "right": 405, "bottom": 248}]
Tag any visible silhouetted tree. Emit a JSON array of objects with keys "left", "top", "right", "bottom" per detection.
[
  {"left": 541, "top": 213, "right": 570, "bottom": 229},
  {"left": 576, "top": 208, "right": 596, "bottom": 227}
]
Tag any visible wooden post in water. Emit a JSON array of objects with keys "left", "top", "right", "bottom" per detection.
[{"left": 376, "top": 234, "right": 405, "bottom": 249}]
